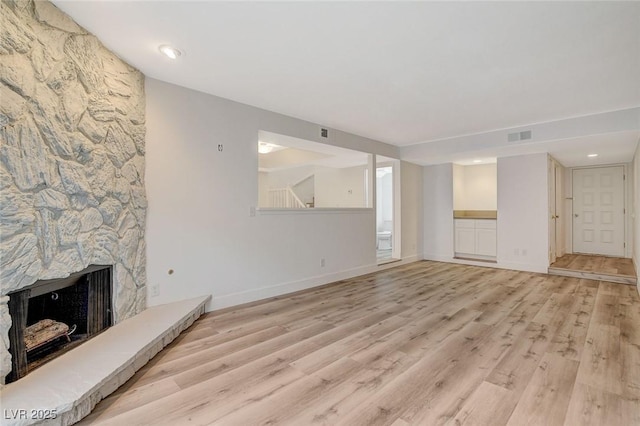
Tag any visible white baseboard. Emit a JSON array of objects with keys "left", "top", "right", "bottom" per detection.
[
  {"left": 496, "top": 261, "right": 549, "bottom": 274},
  {"left": 422, "top": 253, "right": 455, "bottom": 263},
  {"left": 210, "top": 250, "right": 555, "bottom": 314},
  {"left": 210, "top": 256, "right": 421, "bottom": 312},
  {"left": 421, "top": 253, "right": 548, "bottom": 274},
  {"left": 634, "top": 256, "right": 640, "bottom": 296}
]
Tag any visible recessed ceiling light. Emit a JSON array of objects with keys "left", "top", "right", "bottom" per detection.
[
  {"left": 472, "top": 159, "right": 482, "bottom": 163},
  {"left": 587, "top": 153, "right": 598, "bottom": 158},
  {"left": 159, "top": 45, "right": 181, "bottom": 59}
]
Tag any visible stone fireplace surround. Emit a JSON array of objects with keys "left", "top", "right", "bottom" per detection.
[{"left": 1, "top": 0, "right": 147, "bottom": 385}]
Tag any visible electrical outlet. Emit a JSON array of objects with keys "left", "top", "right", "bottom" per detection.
[
  {"left": 522, "top": 249, "right": 528, "bottom": 256},
  {"left": 249, "top": 206, "right": 256, "bottom": 217},
  {"left": 320, "top": 258, "right": 326, "bottom": 267},
  {"left": 150, "top": 284, "right": 159, "bottom": 297}
]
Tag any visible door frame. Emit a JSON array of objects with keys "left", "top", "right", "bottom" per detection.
[
  {"left": 548, "top": 156, "right": 565, "bottom": 264},
  {"left": 567, "top": 163, "right": 631, "bottom": 258},
  {"left": 375, "top": 159, "right": 402, "bottom": 262},
  {"left": 548, "top": 157, "right": 557, "bottom": 264}
]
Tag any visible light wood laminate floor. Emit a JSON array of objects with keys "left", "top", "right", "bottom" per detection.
[
  {"left": 80, "top": 261, "right": 640, "bottom": 425},
  {"left": 551, "top": 254, "right": 637, "bottom": 278}
]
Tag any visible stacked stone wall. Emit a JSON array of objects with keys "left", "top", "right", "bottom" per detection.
[{"left": 0, "top": 0, "right": 147, "bottom": 384}]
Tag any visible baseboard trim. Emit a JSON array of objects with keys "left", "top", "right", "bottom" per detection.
[
  {"left": 633, "top": 256, "right": 639, "bottom": 295},
  {"left": 422, "top": 253, "right": 548, "bottom": 274},
  {"left": 211, "top": 255, "right": 421, "bottom": 311}
]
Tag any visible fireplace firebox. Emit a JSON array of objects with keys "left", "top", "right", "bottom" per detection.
[{"left": 5, "top": 265, "right": 113, "bottom": 383}]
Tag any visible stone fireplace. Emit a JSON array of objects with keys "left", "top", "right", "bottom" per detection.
[{"left": 1, "top": 0, "right": 147, "bottom": 385}]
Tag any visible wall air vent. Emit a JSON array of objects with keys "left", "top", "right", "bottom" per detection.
[{"left": 507, "top": 130, "right": 532, "bottom": 142}]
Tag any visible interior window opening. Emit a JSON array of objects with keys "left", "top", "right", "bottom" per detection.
[{"left": 258, "top": 131, "right": 372, "bottom": 209}]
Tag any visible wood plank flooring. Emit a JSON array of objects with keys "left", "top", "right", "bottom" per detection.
[
  {"left": 551, "top": 254, "right": 637, "bottom": 277},
  {"left": 549, "top": 254, "right": 637, "bottom": 285},
  {"left": 79, "top": 261, "right": 640, "bottom": 425}
]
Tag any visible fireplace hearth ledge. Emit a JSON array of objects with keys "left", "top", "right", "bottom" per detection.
[{"left": 0, "top": 296, "right": 211, "bottom": 426}]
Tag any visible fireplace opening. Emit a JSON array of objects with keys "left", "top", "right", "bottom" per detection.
[{"left": 5, "top": 265, "right": 113, "bottom": 384}]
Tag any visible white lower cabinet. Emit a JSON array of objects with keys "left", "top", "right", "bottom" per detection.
[
  {"left": 454, "top": 219, "right": 476, "bottom": 255},
  {"left": 475, "top": 229, "right": 497, "bottom": 256},
  {"left": 454, "top": 219, "right": 496, "bottom": 260}
]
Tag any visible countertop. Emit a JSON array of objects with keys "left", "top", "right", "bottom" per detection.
[{"left": 453, "top": 210, "right": 497, "bottom": 220}]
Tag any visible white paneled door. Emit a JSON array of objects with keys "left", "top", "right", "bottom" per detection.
[{"left": 572, "top": 166, "right": 625, "bottom": 256}]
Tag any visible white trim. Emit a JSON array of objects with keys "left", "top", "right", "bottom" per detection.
[
  {"left": 494, "top": 261, "right": 549, "bottom": 274},
  {"left": 210, "top": 256, "right": 421, "bottom": 311},
  {"left": 422, "top": 253, "right": 548, "bottom": 274},
  {"left": 257, "top": 207, "right": 373, "bottom": 215}
]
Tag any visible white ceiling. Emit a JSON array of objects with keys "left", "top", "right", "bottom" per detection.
[
  {"left": 53, "top": 1, "right": 640, "bottom": 165},
  {"left": 440, "top": 131, "right": 640, "bottom": 168}
]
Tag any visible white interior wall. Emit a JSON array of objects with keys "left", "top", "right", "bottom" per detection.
[
  {"left": 496, "top": 153, "right": 549, "bottom": 273},
  {"left": 263, "top": 165, "right": 315, "bottom": 190},
  {"left": 422, "top": 163, "right": 454, "bottom": 260},
  {"left": 401, "top": 161, "right": 422, "bottom": 259},
  {"left": 314, "top": 165, "right": 368, "bottom": 208},
  {"left": 452, "top": 164, "right": 465, "bottom": 210},
  {"left": 258, "top": 147, "right": 330, "bottom": 170},
  {"left": 259, "top": 165, "right": 315, "bottom": 207},
  {"left": 145, "top": 78, "right": 401, "bottom": 311},
  {"left": 452, "top": 163, "right": 497, "bottom": 210},
  {"left": 462, "top": 164, "right": 497, "bottom": 210},
  {"left": 258, "top": 171, "right": 269, "bottom": 207},
  {"left": 261, "top": 163, "right": 368, "bottom": 208}
]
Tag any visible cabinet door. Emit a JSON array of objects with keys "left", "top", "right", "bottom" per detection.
[
  {"left": 454, "top": 219, "right": 476, "bottom": 229},
  {"left": 475, "top": 228, "right": 497, "bottom": 256},
  {"left": 455, "top": 228, "right": 476, "bottom": 254}
]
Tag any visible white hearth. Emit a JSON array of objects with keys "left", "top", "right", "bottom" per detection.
[{"left": 1, "top": 296, "right": 210, "bottom": 426}]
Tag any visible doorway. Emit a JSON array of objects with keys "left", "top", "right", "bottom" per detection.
[
  {"left": 572, "top": 166, "right": 625, "bottom": 257},
  {"left": 376, "top": 166, "right": 393, "bottom": 262},
  {"left": 375, "top": 158, "right": 400, "bottom": 264}
]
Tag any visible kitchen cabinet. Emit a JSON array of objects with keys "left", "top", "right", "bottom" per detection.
[{"left": 454, "top": 219, "right": 496, "bottom": 260}]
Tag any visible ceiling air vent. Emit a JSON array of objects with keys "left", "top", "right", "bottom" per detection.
[{"left": 507, "top": 130, "right": 532, "bottom": 142}]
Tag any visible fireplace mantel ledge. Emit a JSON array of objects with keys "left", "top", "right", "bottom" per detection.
[{"left": 0, "top": 295, "right": 211, "bottom": 426}]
